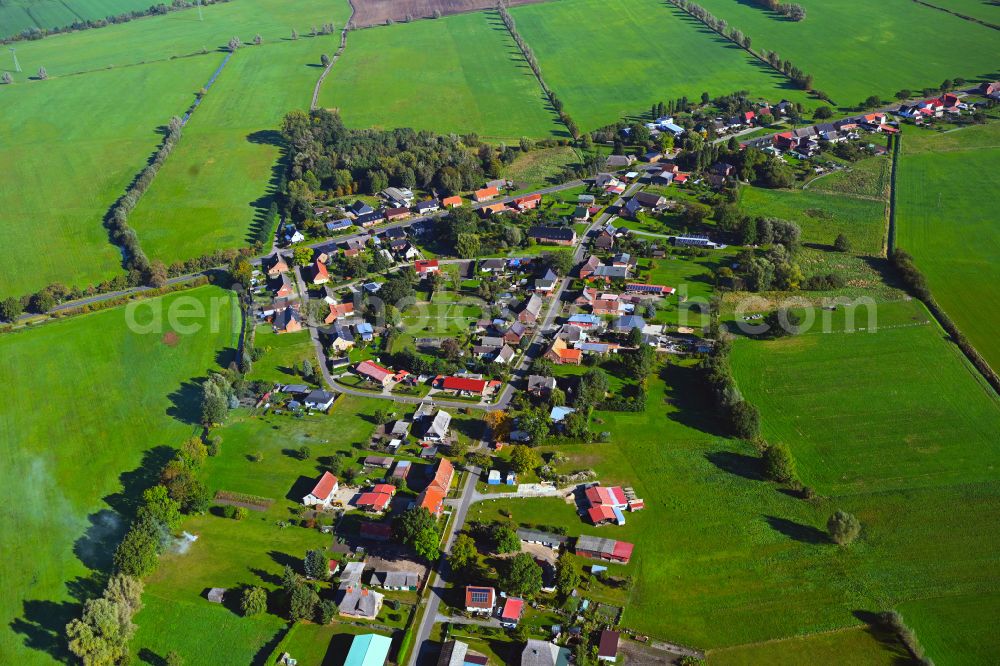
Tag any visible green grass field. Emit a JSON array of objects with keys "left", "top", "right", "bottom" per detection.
[
  {"left": 896, "top": 122, "right": 1000, "bottom": 373},
  {"left": 898, "top": 592, "right": 1000, "bottom": 666},
  {"left": 0, "top": 0, "right": 156, "bottom": 39},
  {"left": 128, "top": 38, "right": 327, "bottom": 266},
  {"left": 908, "top": 0, "right": 1000, "bottom": 25},
  {"left": 684, "top": 0, "right": 1000, "bottom": 108},
  {"left": 738, "top": 185, "right": 886, "bottom": 256},
  {"left": 0, "top": 286, "right": 237, "bottom": 663},
  {"left": 509, "top": 0, "right": 812, "bottom": 130},
  {"left": 320, "top": 11, "right": 563, "bottom": 140},
  {"left": 706, "top": 626, "right": 907, "bottom": 665},
  {"left": 504, "top": 146, "right": 581, "bottom": 186},
  {"left": 2, "top": 0, "right": 352, "bottom": 80},
  {"left": 0, "top": 57, "right": 219, "bottom": 298},
  {"left": 731, "top": 299, "right": 1000, "bottom": 494},
  {"left": 809, "top": 156, "right": 890, "bottom": 200}
]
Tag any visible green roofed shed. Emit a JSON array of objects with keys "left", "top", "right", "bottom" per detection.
[{"left": 345, "top": 633, "right": 392, "bottom": 666}]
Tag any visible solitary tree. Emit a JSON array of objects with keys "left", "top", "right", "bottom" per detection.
[
  {"left": 37, "top": 66, "right": 47, "bottom": 80},
  {"left": 291, "top": 28, "right": 299, "bottom": 40},
  {"left": 509, "top": 445, "right": 541, "bottom": 475},
  {"left": 834, "top": 233, "right": 852, "bottom": 253},
  {"left": 827, "top": 510, "right": 861, "bottom": 545},
  {"left": 1, "top": 72, "right": 11, "bottom": 85},
  {"left": 320, "top": 53, "right": 331, "bottom": 67},
  {"left": 502, "top": 552, "right": 543, "bottom": 597},
  {"left": 228, "top": 36, "right": 241, "bottom": 51},
  {"left": 253, "top": 34, "right": 262, "bottom": 45},
  {"left": 492, "top": 522, "right": 521, "bottom": 554}
]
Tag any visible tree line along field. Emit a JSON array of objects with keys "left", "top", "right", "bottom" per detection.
[
  {"left": 896, "top": 122, "right": 1000, "bottom": 374},
  {"left": 508, "top": 0, "right": 813, "bottom": 131},
  {"left": 0, "top": 0, "right": 156, "bottom": 39},
  {"left": 0, "top": 285, "right": 237, "bottom": 663},
  {"left": 730, "top": 299, "right": 1000, "bottom": 663},
  {"left": 0, "top": 56, "right": 222, "bottom": 298},
  {"left": 1, "top": 0, "right": 352, "bottom": 80},
  {"left": 913, "top": 0, "right": 1000, "bottom": 25},
  {"left": 128, "top": 37, "right": 333, "bottom": 267},
  {"left": 679, "top": 0, "right": 1000, "bottom": 108},
  {"left": 319, "top": 10, "right": 565, "bottom": 141}
]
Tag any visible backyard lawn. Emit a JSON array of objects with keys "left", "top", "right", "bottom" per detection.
[{"left": 0, "top": 286, "right": 237, "bottom": 664}]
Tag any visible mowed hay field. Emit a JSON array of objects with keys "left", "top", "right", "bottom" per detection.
[
  {"left": 896, "top": 122, "right": 1000, "bottom": 373},
  {"left": 0, "top": 286, "right": 237, "bottom": 663},
  {"left": 0, "top": 0, "right": 155, "bottom": 39},
  {"left": 509, "top": 0, "right": 812, "bottom": 130},
  {"left": 0, "top": 57, "right": 219, "bottom": 298},
  {"left": 684, "top": 0, "right": 1000, "bottom": 108},
  {"left": 2, "top": 0, "right": 352, "bottom": 80},
  {"left": 128, "top": 38, "right": 328, "bottom": 266},
  {"left": 320, "top": 11, "right": 564, "bottom": 140}
]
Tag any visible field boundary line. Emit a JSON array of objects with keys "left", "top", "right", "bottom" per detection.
[
  {"left": 885, "top": 132, "right": 900, "bottom": 256},
  {"left": 704, "top": 625, "right": 871, "bottom": 655},
  {"left": 311, "top": 7, "right": 355, "bottom": 110},
  {"left": 909, "top": 0, "right": 1000, "bottom": 30}
]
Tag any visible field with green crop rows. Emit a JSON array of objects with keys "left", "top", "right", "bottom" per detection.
[
  {"left": 2, "top": 0, "right": 351, "bottom": 80},
  {"left": 0, "top": 286, "right": 237, "bottom": 663},
  {"left": 128, "top": 38, "right": 328, "bottom": 266},
  {"left": 0, "top": 56, "right": 219, "bottom": 298},
  {"left": 684, "top": 0, "right": 1000, "bottom": 108},
  {"left": 896, "top": 122, "right": 1000, "bottom": 373},
  {"left": 0, "top": 0, "right": 155, "bottom": 39},
  {"left": 320, "top": 11, "right": 563, "bottom": 140},
  {"left": 509, "top": 0, "right": 812, "bottom": 130}
]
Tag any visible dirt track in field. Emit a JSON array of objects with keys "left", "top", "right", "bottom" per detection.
[{"left": 349, "top": 0, "right": 547, "bottom": 27}]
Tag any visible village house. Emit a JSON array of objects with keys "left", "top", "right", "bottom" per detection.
[
  {"left": 517, "top": 528, "right": 568, "bottom": 549},
  {"left": 392, "top": 460, "right": 412, "bottom": 481},
  {"left": 421, "top": 409, "right": 452, "bottom": 441},
  {"left": 338, "top": 586, "right": 384, "bottom": 620},
  {"left": 473, "top": 186, "right": 499, "bottom": 202},
  {"left": 480, "top": 258, "right": 507, "bottom": 273},
  {"left": 273, "top": 307, "right": 302, "bottom": 334},
  {"left": 544, "top": 337, "right": 582, "bottom": 365},
  {"left": 382, "top": 186, "right": 414, "bottom": 208},
  {"left": 442, "top": 195, "right": 464, "bottom": 208},
  {"left": 356, "top": 360, "right": 394, "bottom": 387},
  {"left": 626, "top": 283, "right": 675, "bottom": 296},
  {"left": 348, "top": 200, "right": 375, "bottom": 217},
  {"left": 479, "top": 202, "right": 508, "bottom": 216},
  {"left": 494, "top": 344, "right": 516, "bottom": 364},
  {"left": 415, "top": 198, "right": 440, "bottom": 214},
  {"left": 573, "top": 206, "right": 590, "bottom": 222},
  {"left": 271, "top": 273, "right": 294, "bottom": 299},
  {"left": 598, "top": 630, "right": 620, "bottom": 662},
  {"left": 521, "top": 640, "right": 571, "bottom": 666},
  {"left": 585, "top": 484, "right": 629, "bottom": 526},
  {"left": 416, "top": 457, "right": 454, "bottom": 517},
  {"left": 464, "top": 586, "right": 496, "bottom": 614},
  {"left": 415, "top": 259, "right": 440, "bottom": 277},
  {"left": 339, "top": 561, "right": 366, "bottom": 589},
  {"left": 527, "top": 374, "right": 557, "bottom": 397},
  {"left": 499, "top": 597, "right": 524, "bottom": 628},
  {"left": 566, "top": 313, "right": 601, "bottom": 329},
  {"left": 438, "top": 640, "right": 489, "bottom": 666},
  {"left": 519, "top": 293, "right": 544, "bottom": 324},
  {"left": 513, "top": 193, "right": 542, "bottom": 211},
  {"left": 325, "top": 301, "right": 354, "bottom": 324},
  {"left": 503, "top": 321, "right": 527, "bottom": 344},
  {"left": 326, "top": 218, "right": 353, "bottom": 233},
  {"left": 304, "top": 390, "right": 336, "bottom": 411},
  {"left": 438, "top": 375, "right": 495, "bottom": 397},
  {"left": 534, "top": 268, "right": 558, "bottom": 294},
  {"left": 528, "top": 225, "right": 576, "bottom": 246},
  {"left": 385, "top": 206, "right": 410, "bottom": 221},
  {"left": 302, "top": 471, "right": 339, "bottom": 508},
  {"left": 327, "top": 323, "right": 356, "bottom": 352},
  {"left": 263, "top": 252, "right": 289, "bottom": 277}
]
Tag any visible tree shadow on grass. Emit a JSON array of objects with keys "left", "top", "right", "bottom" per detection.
[
  {"left": 661, "top": 363, "right": 730, "bottom": 437},
  {"left": 167, "top": 379, "right": 204, "bottom": 425},
  {"left": 10, "top": 598, "right": 77, "bottom": 661},
  {"left": 705, "top": 451, "right": 765, "bottom": 481},
  {"left": 284, "top": 476, "right": 317, "bottom": 503},
  {"left": 764, "top": 515, "right": 830, "bottom": 544},
  {"left": 72, "top": 510, "right": 127, "bottom": 573}
]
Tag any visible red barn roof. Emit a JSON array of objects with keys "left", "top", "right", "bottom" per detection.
[
  {"left": 612, "top": 540, "right": 634, "bottom": 562},
  {"left": 356, "top": 492, "right": 392, "bottom": 511},
  {"left": 309, "top": 472, "right": 338, "bottom": 499},
  {"left": 441, "top": 376, "right": 488, "bottom": 394},
  {"left": 357, "top": 360, "right": 393, "bottom": 383}
]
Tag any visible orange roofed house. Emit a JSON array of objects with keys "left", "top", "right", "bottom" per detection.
[
  {"left": 544, "top": 337, "right": 582, "bottom": 365},
  {"left": 473, "top": 186, "right": 499, "bottom": 202},
  {"left": 415, "top": 458, "right": 454, "bottom": 517},
  {"left": 442, "top": 195, "right": 464, "bottom": 208}
]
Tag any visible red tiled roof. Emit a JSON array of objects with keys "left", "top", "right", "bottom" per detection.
[
  {"left": 442, "top": 376, "right": 488, "bottom": 393},
  {"left": 356, "top": 492, "right": 392, "bottom": 511},
  {"left": 357, "top": 360, "right": 393, "bottom": 383},
  {"left": 588, "top": 505, "right": 617, "bottom": 524},
  {"left": 310, "top": 471, "right": 338, "bottom": 499},
  {"left": 372, "top": 483, "right": 396, "bottom": 496},
  {"left": 414, "top": 259, "right": 439, "bottom": 273},
  {"left": 465, "top": 586, "right": 495, "bottom": 608},
  {"left": 474, "top": 186, "right": 499, "bottom": 200},
  {"left": 501, "top": 597, "right": 524, "bottom": 620},
  {"left": 315, "top": 261, "right": 329, "bottom": 279},
  {"left": 442, "top": 195, "right": 463, "bottom": 207},
  {"left": 612, "top": 540, "right": 634, "bottom": 561},
  {"left": 418, "top": 487, "right": 445, "bottom": 515}
]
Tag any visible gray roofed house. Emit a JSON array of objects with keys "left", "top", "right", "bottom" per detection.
[
  {"left": 437, "top": 640, "right": 475, "bottom": 666},
  {"left": 527, "top": 375, "right": 557, "bottom": 396},
  {"left": 304, "top": 390, "right": 336, "bottom": 411},
  {"left": 382, "top": 186, "right": 413, "bottom": 207},
  {"left": 494, "top": 344, "right": 516, "bottom": 364},
  {"left": 414, "top": 402, "right": 436, "bottom": 420},
  {"left": 613, "top": 314, "right": 646, "bottom": 332},
  {"left": 425, "top": 409, "right": 452, "bottom": 440},
  {"left": 415, "top": 198, "right": 440, "bottom": 214},
  {"left": 480, "top": 336, "right": 504, "bottom": 349},
  {"left": 634, "top": 191, "right": 666, "bottom": 208},
  {"left": 517, "top": 528, "right": 568, "bottom": 548},
  {"left": 521, "top": 640, "right": 571, "bottom": 666},
  {"left": 592, "top": 265, "right": 630, "bottom": 279},
  {"left": 605, "top": 154, "right": 635, "bottom": 169},
  {"left": 338, "top": 561, "right": 366, "bottom": 590},
  {"left": 480, "top": 258, "right": 507, "bottom": 272},
  {"left": 556, "top": 324, "right": 585, "bottom": 343},
  {"left": 390, "top": 420, "right": 411, "bottom": 437},
  {"left": 371, "top": 569, "right": 421, "bottom": 590},
  {"left": 337, "top": 586, "right": 383, "bottom": 619},
  {"left": 281, "top": 384, "right": 310, "bottom": 394},
  {"left": 519, "top": 293, "right": 544, "bottom": 323},
  {"left": 348, "top": 200, "right": 374, "bottom": 216}
]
